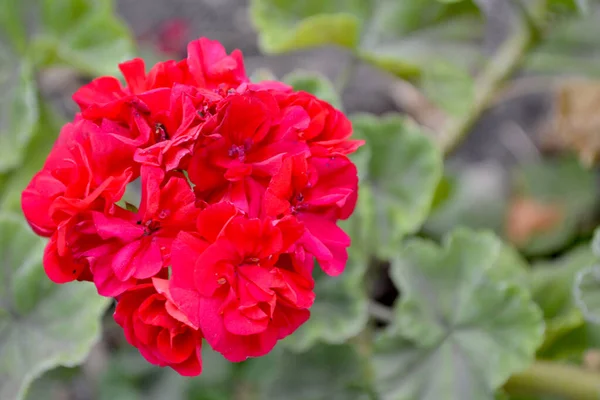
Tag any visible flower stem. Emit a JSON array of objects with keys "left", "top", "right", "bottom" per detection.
[
  {"left": 439, "top": 8, "right": 543, "bottom": 154},
  {"left": 504, "top": 361, "right": 600, "bottom": 400},
  {"left": 368, "top": 300, "right": 394, "bottom": 323}
]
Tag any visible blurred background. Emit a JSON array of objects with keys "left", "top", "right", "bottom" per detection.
[{"left": 2, "top": 0, "right": 600, "bottom": 399}]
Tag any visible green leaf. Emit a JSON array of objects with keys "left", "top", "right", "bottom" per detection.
[
  {"left": 179, "top": 346, "right": 234, "bottom": 400},
  {"left": 424, "top": 162, "right": 509, "bottom": 239},
  {"left": 525, "top": 6, "right": 600, "bottom": 77},
  {"left": 420, "top": 60, "right": 475, "bottom": 117},
  {"left": 575, "top": 265, "right": 600, "bottom": 324},
  {"left": 549, "top": 0, "right": 590, "bottom": 13},
  {"left": 40, "top": 0, "right": 95, "bottom": 35},
  {"left": 99, "top": 344, "right": 235, "bottom": 400},
  {"left": 249, "top": 343, "right": 372, "bottom": 400},
  {"left": 0, "top": 54, "right": 39, "bottom": 173},
  {"left": 283, "top": 257, "right": 368, "bottom": 352},
  {"left": 0, "top": 100, "right": 64, "bottom": 214},
  {"left": 25, "top": 367, "right": 84, "bottom": 400},
  {"left": 99, "top": 346, "right": 156, "bottom": 400},
  {"left": 429, "top": 174, "right": 453, "bottom": 211},
  {"left": 372, "top": 229, "right": 544, "bottom": 400},
  {"left": 283, "top": 70, "right": 342, "bottom": 110},
  {"left": 0, "top": 213, "right": 110, "bottom": 400},
  {"left": 250, "top": 0, "right": 483, "bottom": 78},
  {"left": 350, "top": 113, "right": 442, "bottom": 258},
  {"left": 0, "top": 0, "right": 28, "bottom": 53},
  {"left": 529, "top": 246, "right": 597, "bottom": 358},
  {"left": 531, "top": 246, "right": 595, "bottom": 323},
  {"left": 146, "top": 347, "right": 234, "bottom": 400},
  {"left": 509, "top": 155, "right": 598, "bottom": 256},
  {"left": 575, "top": 0, "right": 589, "bottom": 12},
  {"left": 361, "top": 13, "right": 483, "bottom": 79},
  {"left": 249, "top": 0, "right": 368, "bottom": 53},
  {"left": 592, "top": 227, "right": 600, "bottom": 258},
  {"left": 33, "top": 0, "right": 134, "bottom": 76},
  {"left": 488, "top": 242, "right": 530, "bottom": 288}
]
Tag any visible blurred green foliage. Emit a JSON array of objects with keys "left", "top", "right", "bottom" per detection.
[
  {"left": 350, "top": 114, "right": 443, "bottom": 259},
  {"left": 2, "top": 0, "right": 600, "bottom": 399},
  {"left": 0, "top": 1, "right": 132, "bottom": 398},
  {"left": 0, "top": 214, "right": 109, "bottom": 400}
]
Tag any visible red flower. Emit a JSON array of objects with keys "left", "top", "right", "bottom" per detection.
[
  {"left": 278, "top": 91, "right": 363, "bottom": 156},
  {"left": 186, "top": 37, "right": 248, "bottom": 90},
  {"left": 42, "top": 214, "right": 97, "bottom": 283},
  {"left": 21, "top": 36, "right": 363, "bottom": 376},
  {"left": 188, "top": 90, "right": 309, "bottom": 215},
  {"left": 169, "top": 202, "right": 314, "bottom": 361},
  {"left": 22, "top": 119, "right": 134, "bottom": 237},
  {"left": 263, "top": 154, "right": 358, "bottom": 276},
  {"left": 74, "top": 37, "right": 246, "bottom": 109},
  {"left": 72, "top": 37, "right": 248, "bottom": 168},
  {"left": 89, "top": 166, "right": 198, "bottom": 296},
  {"left": 114, "top": 279, "right": 203, "bottom": 376},
  {"left": 132, "top": 84, "right": 223, "bottom": 170}
]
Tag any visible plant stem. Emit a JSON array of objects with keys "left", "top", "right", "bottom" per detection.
[
  {"left": 368, "top": 300, "right": 394, "bottom": 323},
  {"left": 504, "top": 361, "right": 600, "bottom": 400},
  {"left": 439, "top": 14, "right": 541, "bottom": 154},
  {"left": 388, "top": 79, "right": 449, "bottom": 133}
]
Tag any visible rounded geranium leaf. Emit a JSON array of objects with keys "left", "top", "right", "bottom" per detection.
[
  {"left": 0, "top": 213, "right": 110, "bottom": 400},
  {"left": 249, "top": 0, "right": 366, "bottom": 53},
  {"left": 34, "top": 0, "right": 135, "bottom": 76},
  {"left": 506, "top": 155, "right": 598, "bottom": 256},
  {"left": 250, "top": 0, "right": 482, "bottom": 78},
  {"left": 350, "top": 113, "right": 442, "bottom": 258},
  {"left": 0, "top": 55, "right": 38, "bottom": 173},
  {"left": 249, "top": 344, "right": 372, "bottom": 400},
  {"left": 373, "top": 228, "right": 544, "bottom": 400},
  {"left": 283, "top": 257, "right": 368, "bottom": 352},
  {"left": 488, "top": 242, "right": 530, "bottom": 289},
  {"left": 283, "top": 70, "right": 342, "bottom": 110}
]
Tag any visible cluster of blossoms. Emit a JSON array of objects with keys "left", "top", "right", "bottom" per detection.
[{"left": 21, "top": 38, "right": 362, "bottom": 375}]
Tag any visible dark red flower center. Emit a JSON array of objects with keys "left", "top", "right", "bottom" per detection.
[
  {"left": 290, "top": 193, "right": 307, "bottom": 215},
  {"left": 228, "top": 139, "right": 253, "bottom": 161},
  {"left": 154, "top": 123, "right": 169, "bottom": 141},
  {"left": 197, "top": 102, "right": 217, "bottom": 119},
  {"left": 138, "top": 219, "right": 161, "bottom": 235},
  {"left": 213, "top": 87, "right": 237, "bottom": 97}
]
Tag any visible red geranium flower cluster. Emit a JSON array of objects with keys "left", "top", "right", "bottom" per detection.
[{"left": 21, "top": 38, "right": 362, "bottom": 375}]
